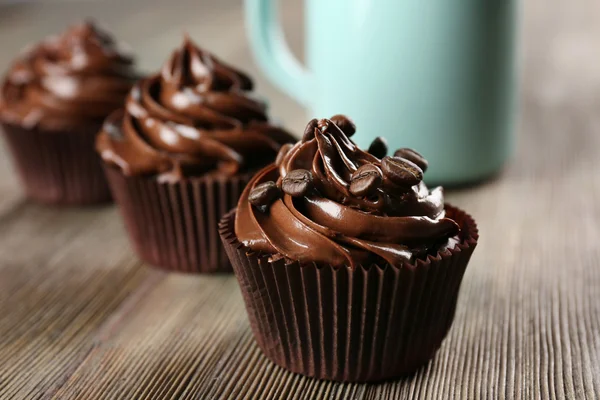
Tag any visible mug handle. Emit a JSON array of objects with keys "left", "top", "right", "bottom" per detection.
[{"left": 244, "top": 0, "right": 311, "bottom": 106}]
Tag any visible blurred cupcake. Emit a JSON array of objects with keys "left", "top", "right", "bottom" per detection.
[
  {"left": 219, "top": 115, "right": 478, "bottom": 381},
  {"left": 0, "top": 21, "right": 137, "bottom": 205},
  {"left": 97, "top": 36, "right": 295, "bottom": 273}
]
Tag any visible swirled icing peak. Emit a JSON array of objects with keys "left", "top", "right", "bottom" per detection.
[
  {"left": 0, "top": 21, "right": 137, "bottom": 130},
  {"left": 96, "top": 36, "right": 294, "bottom": 181},
  {"left": 235, "top": 115, "right": 460, "bottom": 268}
]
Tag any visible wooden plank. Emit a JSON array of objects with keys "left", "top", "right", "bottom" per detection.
[{"left": 0, "top": 205, "right": 154, "bottom": 399}]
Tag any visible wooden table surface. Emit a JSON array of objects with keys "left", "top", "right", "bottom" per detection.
[{"left": 1, "top": 1, "right": 599, "bottom": 399}]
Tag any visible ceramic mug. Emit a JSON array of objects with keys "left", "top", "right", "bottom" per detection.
[{"left": 245, "top": 0, "right": 518, "bottom": 184}]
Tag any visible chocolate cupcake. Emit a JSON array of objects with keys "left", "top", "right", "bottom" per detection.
[
  {"left": 97, "top": 36, "right": 294, "bottom": 273},
  {"left": 219, "top": 116, "right": 478, "bottom": 382},
  {"left": 0, "top": 21, "right": 136, "bottom": 205}
]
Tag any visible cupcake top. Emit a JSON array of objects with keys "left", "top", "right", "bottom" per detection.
[
  {"left": 0, "top": 21, "right": 136, "bottom": 130},
  {"left": 96, "top": 36, "right": 294, "bottom": 182},
  {"left": 235, "top": 115, "right": 460, "bottom": 268}
]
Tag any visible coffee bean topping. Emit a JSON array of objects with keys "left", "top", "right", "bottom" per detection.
[
  {"left": 275, "top": 143, "right": 294, "bottom": 166},
  {"left": 302, "top": 119, "right": 318, "bottom": 142},
  {"left": 381, "top": 156, "right": 423, "bottom": 187},
  {"left": 393, "top": 148, "right": 428, "bottom": 172},
  {"left": 368, "top": 137, "right": 388, "bottom": 159},
  {"left": 330, "top": 114, "right": 356, "bottom": 137},
  {"left": 249, "top": 181, "right": 281, "bottom": 209},
  {"left": 349, "top": 164, "right": 383, "bottom": 197},
  {"left": 282, "top": 169, "right": 314, "bottom": 197}
]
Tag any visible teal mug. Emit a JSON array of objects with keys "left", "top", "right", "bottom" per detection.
[{"left": 245, "top": 0, "right": 518, "bottom": 184}]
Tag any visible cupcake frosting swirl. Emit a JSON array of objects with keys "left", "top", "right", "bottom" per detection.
[
  {"left": 235, "top": 116, "right": 460, "bottom": 268},
  {"left": 0, "top": 21, "right": 136, "bottom": 130},
  {"left": 96, "top": 36, "right": 294, "bottom": 181}
]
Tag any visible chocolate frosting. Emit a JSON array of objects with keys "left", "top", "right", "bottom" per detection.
[
  {"left": 235, "top": 116, "right": 460, "bottom": 268},
  {"left": 0, "top": 21, "right": 136, "bottom": 130},
  {"left": 96, "top": 36, "right": 294, "bottom": 181}
]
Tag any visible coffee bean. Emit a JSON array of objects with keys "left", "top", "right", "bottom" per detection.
[
  {"left": 381, "top": 156, "right": 423, "bottom": 187},
  {"left": 349, "top": 164, "right": 383, "bottom": 196},
  {"left": 282, "top": 169, "right": 314, "bottom": 197},
  {"left": 393, "top": 148, "right": 428, "bottom": 172},
  {"left": 368, "top": 137, "right": 388, "bottom": 159},
  {"left": 302, "top": 119, "right": 318, "bottom": 142},
  {"left": 249, "top": 181, "right": 280, "bottom": 208},
  {"left": 330, "top": 114, "right": 356, "bottom": 137},
  {"left": 275, "top": 143, "right": 293, "bottom": 166}
]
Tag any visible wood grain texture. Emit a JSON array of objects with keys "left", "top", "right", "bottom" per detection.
[{"left": 0, "top": 0, "right": 599, "bottom": 399}]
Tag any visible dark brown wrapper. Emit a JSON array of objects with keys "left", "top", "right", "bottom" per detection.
[
  {"left": 219, "top": 205, "right": 478, "bottom": 382},
  {"left": 104, "top": 166, "right": 254, "bottom": 273},
  {"left": 1, "top": 123, "right": 111, "bottom": 205}
]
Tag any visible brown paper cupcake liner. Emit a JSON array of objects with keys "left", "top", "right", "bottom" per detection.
[
  {"left": 1, "top": 123, "right": 111, "bottom": 205},
  {"left": 105, "top": 166, "right": 254, "bottom": 273},
  {"left": 219, "top": 205, "right": 478, "bottom": 382}
]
